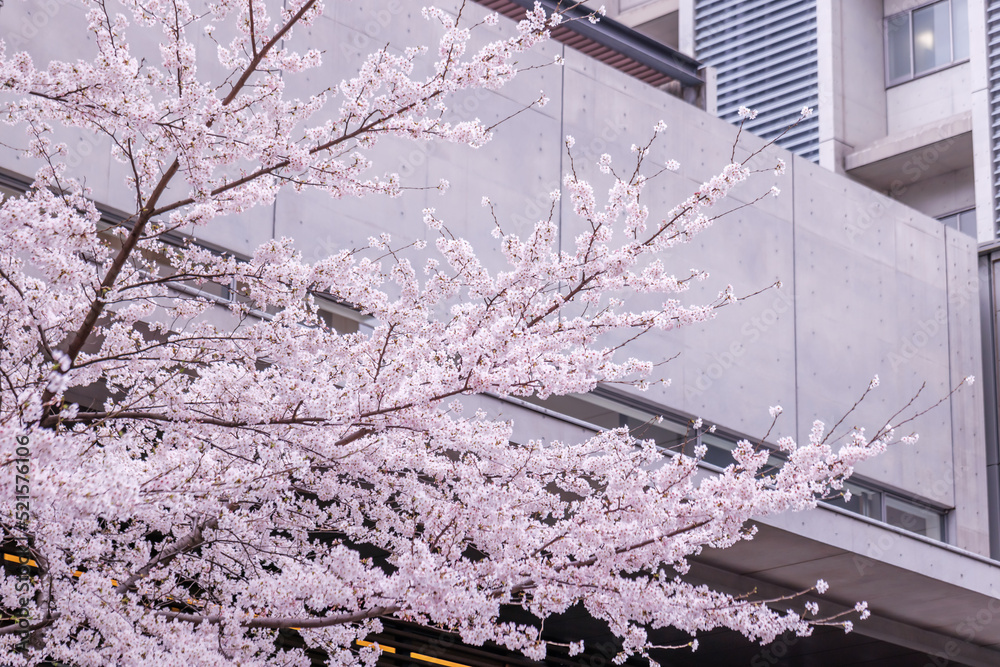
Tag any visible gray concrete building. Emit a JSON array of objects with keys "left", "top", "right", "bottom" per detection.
[{"left": 3, "top": 0, "right": 1000, "bottom": 664}]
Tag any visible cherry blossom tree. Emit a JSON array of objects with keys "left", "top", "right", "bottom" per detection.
[{"left": 0, "top": 0, "right": 926, "bottom": 664}]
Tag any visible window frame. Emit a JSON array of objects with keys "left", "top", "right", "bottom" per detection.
[
  {"left": 885, "top": 0, "right": 970, "bottom": 87},
  {"left": 937, "top": 207, "right": 977, "bottom": 237},
  {"left": 512, "top": 388, "right": 952, "bottom": 544}
]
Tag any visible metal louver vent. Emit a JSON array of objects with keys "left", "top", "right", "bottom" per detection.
[
  {"left": 988, "top": 1, "right": 1000, "bottom": 234},
  {"left": 695, "top": 0, "right": 820, "bottom": 161}
]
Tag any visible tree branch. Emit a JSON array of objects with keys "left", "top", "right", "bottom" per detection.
[{"left": 155, "top": 604, "right": 401, "bottom": 629}]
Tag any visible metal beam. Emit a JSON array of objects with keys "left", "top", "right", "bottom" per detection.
[{"left": 500, "top": 0, "right": 704, "bottom": 86}]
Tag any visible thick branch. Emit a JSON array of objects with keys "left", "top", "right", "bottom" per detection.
[
  {"left": 220, "top": 0, "right": 317, "bottom": 108},
  {"left": 59, "top": 160, "right": 179, "bottom": 369},
  {"left": 0, "top": 605, "right": 400, "bottom": 635},
  {"left": 0, "top": 614, "right": 57, "bottom": 635},
  {"left": 148, "top": 92, "right": 442, "bottom": 219},
  {"left": 116, "top": 515, "right": 223, "bottom": 595},
  {"left": 509, "top": 519, "right": 713, "bottom": 595},
  {"left": 40, "top": 0, "right": 319, "bottom": 407},
  {"left": 42, "top": 410, "right": 330, "bottom": 429}
]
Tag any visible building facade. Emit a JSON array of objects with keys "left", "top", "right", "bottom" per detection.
[{"left": 3, "top": 0, "right": 1000, "bottom": 664}]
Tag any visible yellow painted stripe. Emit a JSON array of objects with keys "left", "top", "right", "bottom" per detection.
[
  {"left": 4, "top": 553, "right": 116, "bottom": 589},
  {"left": 357, "top": 640, "right": 396, "bottom": 654},
  {"left": 3, "top": 553, "right": 37, "bottom": 568},
  {"left": 410, "top": 653, "right": 472, "bottom": 667}
]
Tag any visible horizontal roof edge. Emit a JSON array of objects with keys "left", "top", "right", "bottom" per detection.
[{"left": 474, "top": 0, "right": 705, "bottom": 87}]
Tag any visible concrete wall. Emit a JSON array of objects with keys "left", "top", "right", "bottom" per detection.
[
  {"left": 894, "top": 165, "right": 977, "bottom": 217},
  {"left": 887, "top": 64, "right": 974, "bottom": 136},
  {"left": 818, "top": 0, "right": 887, "bottom": 172},
  {"left": 969, "top": 0, "right": 996, "bottom": 242},
  {"left": 0, "top": 0, "right": 990, "bottom": 554}
]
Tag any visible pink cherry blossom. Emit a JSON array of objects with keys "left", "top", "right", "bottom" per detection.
[{"left": 0, "top": 1, "right": 899, "bottom": 664}]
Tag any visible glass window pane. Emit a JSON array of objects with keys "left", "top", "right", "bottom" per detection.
[
  {"left": 826, "top": 481, "right": 882, "bottom": 519},
  {"left": 886, "top": 12, "right": 913, "bottom": 82},
  {"left": 522, "top": 394, "right": 623, "bottom": 429},
  {"left": 939, "top": 213, "right": 959, "bottom": 230},
  {"left": 885, "top": 495, "right": 944, "bottom": 540},
  {"left": 952, "top": 0, "right": 969, "bottom": 61},
  {"left": 697, "top": 432, "right": 737, "bottom": 469},
  {"left": 0, "top": 184, "right": 19, "bottom": 203},
  {"left": 959, "top": 209, "right": 977, "bottom": 236},
  {"left": 622, "top": 415, "right": 687, "bottom": 453},
  {"left": 913, "top": 2, "right": 952, "bottom": 74}
]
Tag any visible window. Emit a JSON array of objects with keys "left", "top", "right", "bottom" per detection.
[
  {"left": 938, "top": 208, "right": 976, "bottom": 237},
  {"left": 514, "top": 390, "right": 951, "bottom": 542},
  {"left": 886, "top": 0, "right": 969, "bottom": 85},
  {"left": 885, "top": 495, "right": 946, "bottom": 540},
  {"left": 825, "top": 481, "right": 946, "bottom": 541},
  {"left": 829, "top": 481, "right": 882, "bottom": 520}
]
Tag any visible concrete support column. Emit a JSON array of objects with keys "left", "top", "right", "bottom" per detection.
[
  {"left": 678, "top": 0, "right": 694, "bottom": 57},
  {"left": 816, "top": 0, "right": 843, "bottom": 173}
]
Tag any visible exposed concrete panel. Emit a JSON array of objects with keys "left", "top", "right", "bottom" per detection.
[
  {"left": 892, "top": 165, "right": 977, "bottom": 220},
  {"left": 792, "top": 156, "right": 958, "bottom": 505},
  {"left": 945, "top": 227, "right": 991, "bottom": 555},
  {"left": 614, "top": 0, "right": 679, "bottom": 24},
  {"left": 888, "top": 64, "right": 974, "bottom": 135},
  {"left": 793, "top": 156, "right": 903, "bottom": 267},
  {"left": 845, "top": 111, "right": 972, "bottom": 182},
  {"left": 969, "top": 0, "right": 996, "bottom": 243},
  {"left": 836, "top": 0, "right": 888, "bottom": 149},
  {"left": 631, "top": 12, "right": 679, "bottom": 51},
  {"left": 818, "top": 0, "right": 886, "bottom": 174},
  {"left": 743, "top": 507, "right": 1000, "bottom": 653},
  {"left": 885, "top": 0, "right": 939, "bottom": 14},
  {"left": 559, "top": 47, "right": 798, "bottom": 438}
]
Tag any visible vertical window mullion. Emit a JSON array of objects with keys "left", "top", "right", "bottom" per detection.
[{"left": 910, "top": 9, "right": 916, "bottom": 79}]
